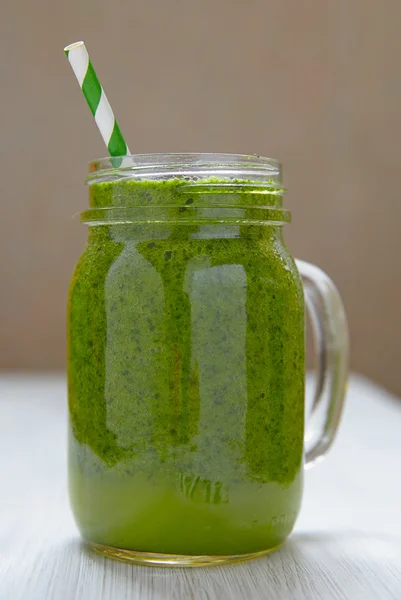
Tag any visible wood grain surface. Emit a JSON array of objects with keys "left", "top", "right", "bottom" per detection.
[{"left": 0, "top": 374, "right": 400, "bottom": 600}]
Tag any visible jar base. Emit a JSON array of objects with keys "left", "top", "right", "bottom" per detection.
[{"left": 89, "top": 541, "right": 283, "bottom": 567}]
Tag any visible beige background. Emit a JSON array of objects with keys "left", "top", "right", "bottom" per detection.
[{"left": 1, "top": 0, "right": 401, "bottom": 394}]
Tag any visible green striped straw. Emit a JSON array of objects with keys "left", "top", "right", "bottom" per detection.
[{"left": 64, "top": 41, "right": 130, "bottom": 157}]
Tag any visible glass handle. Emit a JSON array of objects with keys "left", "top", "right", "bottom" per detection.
[{"left": 296, "top": 259, "right": 349, "bottom": 468}]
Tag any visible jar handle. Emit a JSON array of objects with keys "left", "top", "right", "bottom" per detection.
[{"left": 296, "top": 259, "right": 349, "bottom": 468}]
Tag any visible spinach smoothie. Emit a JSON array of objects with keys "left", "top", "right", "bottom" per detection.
[{"left": 68, "top": 168, "right": 305, "bottom": 558}]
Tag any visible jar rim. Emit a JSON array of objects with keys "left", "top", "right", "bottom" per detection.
[{"left": 87, "top": 153, "right": 282, "bottom": 187}]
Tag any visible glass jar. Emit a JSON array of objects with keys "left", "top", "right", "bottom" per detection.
[{"left": 67, "top": 153, "right": 348, "bottom": 566}]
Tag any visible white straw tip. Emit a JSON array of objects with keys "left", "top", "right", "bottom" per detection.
[{"left": 64, "top": 41, "right": 85, "bottom": 54}]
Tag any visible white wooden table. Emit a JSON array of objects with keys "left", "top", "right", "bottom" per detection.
[{"left": 1, "top": 374, "right": 400, "bottom": 600}]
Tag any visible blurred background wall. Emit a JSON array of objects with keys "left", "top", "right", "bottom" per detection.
[{"left": 1, "top": 0, "right": 401, "bottom": 394}]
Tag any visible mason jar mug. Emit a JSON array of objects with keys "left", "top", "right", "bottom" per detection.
[{"left": 67, "top": 154, "right": 348, "bottom": 566}]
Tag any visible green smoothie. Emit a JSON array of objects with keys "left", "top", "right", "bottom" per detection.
[{"left": 67, "top": 177, "right": 305, "bottom": 556}]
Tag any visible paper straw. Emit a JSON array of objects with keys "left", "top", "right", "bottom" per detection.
[{"left": 64, "top": 41, "right": 130, "bottom": 157}]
